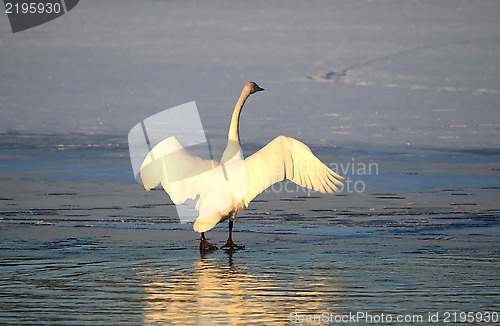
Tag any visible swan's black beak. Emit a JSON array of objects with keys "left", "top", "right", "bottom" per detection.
[{"left": 257, "top": 86, "right": 265, "bottom": 92}]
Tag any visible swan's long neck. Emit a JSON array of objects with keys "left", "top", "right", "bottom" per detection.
[
  {"left": 228, "top": 86, "right": 251, "bottom": 142},
  {"left": 221, "top": 85, "right": 251, "bottom": 162}
]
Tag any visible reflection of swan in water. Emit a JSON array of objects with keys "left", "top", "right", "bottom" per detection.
[
  {"left": 140, "top": 82, "right": 345, "bottom": 251},
  {"left": 141, "top": 253, "right": 337, "bottom": 324},
  {"left": 142, "top": 253, "right": 263, "bottom": 325}
]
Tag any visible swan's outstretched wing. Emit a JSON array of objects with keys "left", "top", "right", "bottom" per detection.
[
  {"left": 139, "top": 137, "right": 215, "bottom": 204},
  {"left": 140, "top": 137, "right": 239, "bottom": 233},
  {"left": 243, "top": 136, "right": 344, "bottom": 204}
]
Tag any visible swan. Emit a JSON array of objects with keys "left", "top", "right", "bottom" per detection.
[{"left": 140, "top": 82, "right": 345, "bottom": 251}]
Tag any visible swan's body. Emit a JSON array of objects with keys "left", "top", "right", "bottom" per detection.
[{"left": 140, "top": 82, "right": 344, "bottom": 250}]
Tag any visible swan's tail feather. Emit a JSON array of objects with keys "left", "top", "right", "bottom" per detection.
[{"left": 193, "top": 213, "right": 222, "bottom": 233}]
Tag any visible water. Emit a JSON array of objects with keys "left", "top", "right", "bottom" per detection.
[
  {"left": 0, "top": 132, "right": 499, "bottom": 325},
  {"left": 0, "top": 227, "right": 498, "bottom": 325}
]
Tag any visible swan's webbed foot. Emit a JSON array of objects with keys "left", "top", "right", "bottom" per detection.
[
  {"left": 221, "top": 238, "right": 245, "bottom": 251},
  {"left": 200, "top": 232, "right": 218, "bottom": 252}
]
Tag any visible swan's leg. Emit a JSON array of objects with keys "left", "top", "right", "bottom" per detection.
[
  {"left": 222, "top": 220, "right": 245, "bottom": 250},
  {"left": 200, "top": 232, "right": 218, "bottom": 251}
]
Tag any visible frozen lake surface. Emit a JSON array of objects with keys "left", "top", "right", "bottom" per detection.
[{"left": 1, "top": 0, "right": 499, "bottom": 148}]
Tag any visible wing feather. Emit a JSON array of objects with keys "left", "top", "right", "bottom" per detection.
[
  {"left": 243, "top": 136, "right": 344, "bottom": 204},
  {"left": 139, "top": 137, "right": 241, "bottom": 233},
  {"left": 139, "top": 137, "right": 214, "bottom": 204}
]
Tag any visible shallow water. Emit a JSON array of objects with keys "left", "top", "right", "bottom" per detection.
[
  {"left": 1, "top": 225, "right": 499, "bottom": 325},
  {"left": 0, "top": 133, "right": 499, "bottom": 325}
]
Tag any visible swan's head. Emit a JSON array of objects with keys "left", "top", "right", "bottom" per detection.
[{"left": 246, "top": 82, "right": 265, "bottom": 94}]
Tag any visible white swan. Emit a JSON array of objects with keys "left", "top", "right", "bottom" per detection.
[{"left": 140, "top": 82, "right": 344, "bottom": 250}]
